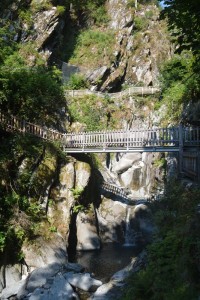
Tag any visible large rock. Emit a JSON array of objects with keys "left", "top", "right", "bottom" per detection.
[
  {"left": 26, "top": 274, "right": 78, "bottom": 300},
  {"left": 87, "top": 66, "right": 110, "bottom": 90},
  {"left": 49, "top": 160, "right": 76, "bottom": 237},
  {"left": 48, "top": 273, "right": 78, "bottom": 300},
  {"left": 25, "top": 263, "right": 62, "bottom": 293},
  {"left": 76, "top": 212, "right": 101, "bottom": 251},
  {"left": 108, "top": 0, "right": 133, "bottom": 30},
  {"left": 0, "top": 280, "right": 25, "bottom": 300},
  {"left": 22, "top": 236, "right": 67, "bottom": 269},
  {"left": 64, "top": 272, "right": 102, "bottom": 292},
  {"left": 0, "top": 265, "right": 21, "bottom": 291},
  {"left": 91, "top": 250, "right": 147, "bottom": 300},
  {"left": 98, "top": 200, "right": 126, "bottom": 243},
  {"left": 75, "top": 161, "right": 91, "bottom": 189},
  {"left": 112, "top": 153, "right": 142, "bottom": 174},
  {"left": 65, "top": 262, "right": 85, "bottom": 273}
]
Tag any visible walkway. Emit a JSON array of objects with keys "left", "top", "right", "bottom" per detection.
[
  {"left": 1, "top": 111, "right": 200, "bottom": 153},
  {"left": 65, "top": 86, "right": 160, "bottom": 100},
  {"left": 101, "top": 181, "right": 150, "bottom": 204}
]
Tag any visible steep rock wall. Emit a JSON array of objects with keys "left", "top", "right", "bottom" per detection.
[{"left": 79, "top": 1, "right": 173, "bottom": 91}]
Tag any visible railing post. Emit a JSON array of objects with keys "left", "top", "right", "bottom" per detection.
[
  {"left": 82, "top": 132, "right": 85, "bottom": 151},
  {"left": 127, "top": 130, "right": 129, "bottom": 151},
  {"left": 179, "top": 124, "right": 183, "bottom": 176}
]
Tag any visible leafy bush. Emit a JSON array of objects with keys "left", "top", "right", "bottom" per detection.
[
  {"left": 56, "top": 5, "right": 66, "bottom": 15},
  {"left": 123, "top": 182, "right": 200, "bottom": 300},
  {"left": 68, "top": 94, "right": 109, "bottom": 131},
  {"left": 89, "top": 5, "right": 110, "bottom": 25},
  {"left": 69, "top": 29, "right": 115, "bottom": 67},
  {"left": 134, "top": 16, "right": 148, "bottom": 31},
  {"left": 65, "top": 73, "right": 88, "bottom": 90},
  {"left": 0, "top": 62, "right": 66, "bottom": 127}
]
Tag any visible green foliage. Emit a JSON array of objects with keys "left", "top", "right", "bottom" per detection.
[
  {"left": 88, "top": 4, "right": 110, "bottom": 25},
  {"left": 49, "top": 225, "right": 57, "bottom": 232},
  {"left": 153, "top": 157, "right": 167, "bottom": 168},
  {"left": 0, "top": 21, "right": 18, "bottom": 64},
  {"left": 68, "top": 94, "right": 110, "bottom": 131},
  {"left": 0, "top": 232, "right": 6, "bottom": 252},
  {"left": 70, "top": 187, "right": 84, "bottom": 200},
  {"left": 31, "top": 0, "right": 53, "bottom": 12},
  {"left": 65, "top": 73, "right": 88, "bottom": 90},
  {"left": 69, "top": 29, "right": 115, "bottom": 67},
  {"left": 134, "top": 16, "right": 148, "bottom": 31},
  {"left": 123, "top": 182, "right": 200, "bottom": 300},
  {"left": 160, "top": 0, "right": 200, "bottom": 56},
  {"left": 18, "top": 9, "right": 33, "bottom": 25},
  {"left": 72, "top": 204, "right": 86, "bottom": 213},
  {"left": 70, "top": 187, "right": 88, "bottom": 213},
  {"left": 157, "top": 51, "right": 200, "bottom": 124},
  {"left": 56, "top": 5, "right": 66, "bottom": 15},
  {"left": 0, "top": 63, "right": 66, "bottom": 127}
]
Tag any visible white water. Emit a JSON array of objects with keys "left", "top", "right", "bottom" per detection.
[{"left": 123, "top": 207, "right": 136, "bottom": 247}]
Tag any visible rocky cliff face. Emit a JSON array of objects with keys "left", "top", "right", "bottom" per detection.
[
  {"left": 1, "top": 0, "right": 172, "bottom": 88},
  {"left": 69, "top": 0, "right": 173, "bottom": 91},
  {"left": 0, "top": 1, "right": 171, "bottom": 297}
]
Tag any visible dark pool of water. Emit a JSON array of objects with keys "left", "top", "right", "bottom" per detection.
[{"left": 72, "top": 243, "right": 142, "bottom": 282}]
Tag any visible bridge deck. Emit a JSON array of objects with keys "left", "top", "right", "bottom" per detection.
[
  {"left": 0, "top": 111, "right": 200, "bottom": 153},
  {"left": 63, "top": 146, "right": 180, "bottom": 153}
]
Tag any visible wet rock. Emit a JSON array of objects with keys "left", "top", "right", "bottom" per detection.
[
  {"left": 65, "top": 262, "right": 85, "bottom": 273},
  {"left": 64, "top": 272, "right": 102, "bottom": 292},
  {"left": 90, "top": 251, "right": 147, "bottom": 300}
]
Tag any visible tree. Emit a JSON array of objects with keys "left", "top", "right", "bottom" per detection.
[{"left": 160, "top": 0, "right": 200, "bottom": 57}]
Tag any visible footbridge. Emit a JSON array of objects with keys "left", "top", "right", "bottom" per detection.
[
  {"left": 65, "top": 86, "right": 160, "bottom": 100},
  {"left": 1, "top": 111, "right": 200, "bottom": 153},
  {"left": 101, "top": 182, "right": 150, "bottom": 204},
  {"left": 1, "top": 111, "right": 200, "bottom": 181}
]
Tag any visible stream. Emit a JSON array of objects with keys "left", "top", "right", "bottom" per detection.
[{"left": 70, "top": 243, "right": 143, "bottom": 283}]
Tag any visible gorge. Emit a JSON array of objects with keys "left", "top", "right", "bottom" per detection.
[{"left": 0, "top": 0, "right": 200, "bottom": 299}]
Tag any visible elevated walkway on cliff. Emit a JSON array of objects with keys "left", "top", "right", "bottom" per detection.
[
  {"left": 65, "top": 86, "right": 160, "bottom": 100},
  {"left": 1, "top": 111, "right": 200, "bottom": 153},
  {"left": 1, "top": 111, "right": 200, "bottom": 181}
]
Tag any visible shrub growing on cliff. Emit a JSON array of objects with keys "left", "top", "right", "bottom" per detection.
[
  {"left": 123, "top": 181, "right": 200, "bottom": 300},
  {"left": 69, "top": 29, "right": 115, "bottom": 67},
  {"left": 65, "top": 73, "right": 88, "bottom": 90}
]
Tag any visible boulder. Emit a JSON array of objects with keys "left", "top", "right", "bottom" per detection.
[
  {"left": 112, "top": 153, "right": 142, "bottom": 174},
  {"left": 64, "top": 272, "right": 102, "bottom": 292},
  {"left": 65, "top": 262, "right": 85, "bottom": 273},
  {"left": 75, "top": 161, "right": 91, "bottom": 189},
  {"left": 22, "top": 236, "right": 67, "bottom": 269},
  {"left": 98, "top": 200, "right": 126, "bottom": 243},
  {"left": 87, "top": 66, "right": 110, "bottom": 88},
  {"left": 76, "top": 212, "right": 101, "bottom": 251},
  {"left": 26, "top": 263, "right": 62, "bottom": 293},
  {"left": 90, "top": 281, "right": 123, "bottom": 300},
  {"left": 0, "top": 264, "right": 21, "bottom": 290},
  {"left": 0, "top": 279, "right": 25, "bottom": 300},
  {"left": 48, "top": 273, "right": 78, "bottom": 300}
]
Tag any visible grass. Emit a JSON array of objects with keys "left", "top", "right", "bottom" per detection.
[{"left": 69, "top": 29, "right": 115, "bottom": 68}]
